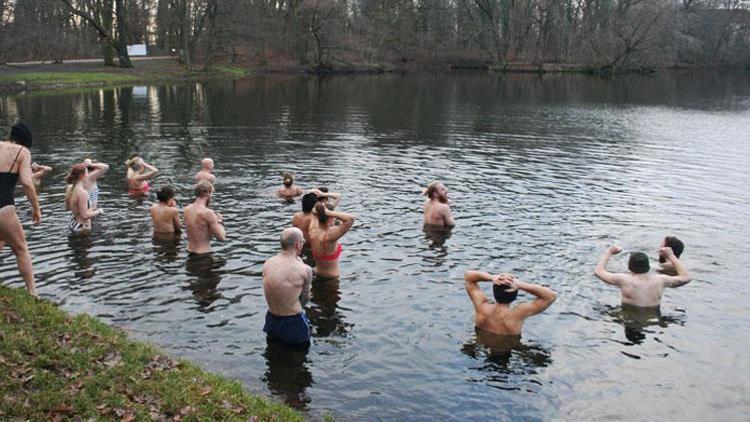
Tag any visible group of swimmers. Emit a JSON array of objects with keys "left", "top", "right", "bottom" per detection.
[
  {"left": 263, "top": 178, "right": 691, "bottom": 347},
  {"left": 0, "top": 122, "right": 692, "bottom": 352}
]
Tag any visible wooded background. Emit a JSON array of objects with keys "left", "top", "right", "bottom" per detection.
[{"left": 1, "top": 0, "right": 749, "bottom": 72}]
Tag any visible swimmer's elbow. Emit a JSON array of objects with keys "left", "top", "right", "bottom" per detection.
[
  {"left": 547, "top": 290, "right": 557, "bottom": 303},
  {"left": 464, "top": 271, "right": 480, "bottom": 284}
]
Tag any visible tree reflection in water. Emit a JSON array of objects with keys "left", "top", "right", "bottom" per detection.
[{"left": 461, "top": 328, "right": 552, "bottom": 389}]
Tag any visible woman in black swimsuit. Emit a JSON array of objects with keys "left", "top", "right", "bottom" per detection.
[{"left": 0, "top": 123, "right": 42, "bottom": 297}]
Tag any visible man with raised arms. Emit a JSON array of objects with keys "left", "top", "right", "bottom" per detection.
[
  {"left": 315, "top": 187, "right": 341, "bottom": 210},
  {"left": 464, "top": 271, "right": 556, "bottom": 336},
  {"left": 594, "top": 245, "right": 691, "bottom": 308},
  {"left": 184, "top": 180, "right": 225, "bottom": 254},
  {"left": 195, "top": 158, "right": 216, "bottom": 184},
  {"left": 262, "top": 227, "right": 314, "bottom": 346},
  {"left": 423, "top": 181, "right": 454, "bottom": 227}
]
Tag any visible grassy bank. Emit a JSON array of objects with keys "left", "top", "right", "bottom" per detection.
[
  {"left": 0, "top": 72, "right": 140, "bottom": 85},
  {"left": 0, "top": 286, "right": 301, "bottom": 421},
  {"left": 0, "top": 61, "right": 247, "bottom": 93}
]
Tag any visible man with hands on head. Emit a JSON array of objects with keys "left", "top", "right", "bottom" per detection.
[
  {"left": 594, "top": 245, "right": 691, "bottom": 308},
  {"left": 314, "top": 187, "right": 341, "bottom": 210},
  {"left": 464, "top": 271, "right": 557, "bottom": 336}
]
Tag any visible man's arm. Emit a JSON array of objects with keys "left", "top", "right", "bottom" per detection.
[
  {"left": 207, "top": 211, "right": 226, "bottom": 241},
  {"left": 594, "top": 246, "right": 626, "bottom": 286},
  {"left": 171, "top": 208, "right": 182, "bottom": 233},
  {"left": 511, "top": 279, "right": 557, "bottom": 318},
  {"left": 17, "top": 149, "right": 41, "bottom": 223},
  {"left": 659, "top": 247, "right": 691, "bottom": 287},
  {"left": 299, "top": 265, "right": 313, "bottom": 303},
  {"left": 464, "top": 271, "right": 491, "bottom": 310},
  {"left": 442, "top": 204, "right": 455, "bottom": 227},
  {"left": 316, "top": 190, "right": 342, "bottom": 209}
]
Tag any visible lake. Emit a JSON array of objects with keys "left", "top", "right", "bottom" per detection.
[{"left": 2, "top": 72, "right": 749, "bottom": 420}]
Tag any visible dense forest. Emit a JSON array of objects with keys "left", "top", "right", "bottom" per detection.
[{"left": 1, "top": 0, "right": 749, "bottom": 72}]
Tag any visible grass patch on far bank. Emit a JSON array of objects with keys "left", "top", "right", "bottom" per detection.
[
  {"left": 0, "top": 72, "right": 140, "bottom": 85},
  {"left": 0, "top": 286, "right": 301, "bottom": 421},
  {"left": 211, "top": 65, "right": 246, "bottom": 77}
]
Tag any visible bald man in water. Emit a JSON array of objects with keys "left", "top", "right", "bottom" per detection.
[
  {"left": 262, "top": 227, "right": 313, "bottom": 346},
  {"left": 195, "top": 158, "right": 216, "bottom": 184}
]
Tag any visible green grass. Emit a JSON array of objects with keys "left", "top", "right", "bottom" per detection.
[
  {"left": 0, "top": 72, "right": 140, "bottom": 85},
  {"left": 211, "top": 66, "right": 247, "bottom": 77},
  {"left": 0, "top": 286, "right": 302, "bottom": 421}
]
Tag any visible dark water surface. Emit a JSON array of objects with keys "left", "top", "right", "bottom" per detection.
[{"left": 2, "top": 72, "right": 749, "bottom": 420}]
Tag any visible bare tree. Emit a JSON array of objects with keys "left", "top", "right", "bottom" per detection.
[{"left": 60, "top": 0, "right": 133, "bottom": 67}]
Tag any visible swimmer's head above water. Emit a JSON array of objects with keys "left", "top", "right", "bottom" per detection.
[
  {"left": 282, "top": 172, "right": 294, "bottom": 187},
  {"left": 195, "top": 180, "right": 213, "bottom": 197},
  {"left": 315, "top": 203, "right": 331, "bottom": 226},
  {"left": 424, "top": 181, "right": 448, "bottom": 203},
  {"left": 201, "top": 158, "right": 214, "bottom": 171},
  {"left": 157, "top": 185, "right": 176, "bottom": 204},
  {"left": 302, "top": 192, "right": 317, "bottom": 213},
  {"left": 280, "top": 227, "right": 304, "bottom": 253},
  {"left": 492, "top": 283, "right": 518, "bottom": 304},
  {"left": 65, "top": 163, "right": 88, "bottom": 184},
  {"left": 126, "top": 156, "right": 143, "bottom": 171},
  {"left": 9, "top": 122, "right": 33, "bottom": 148},
  {"left": 628, "top": 252, "right": 651, "bottom": 274},
  {"left": 659, "top": 236, "right": 684, "bottom": 263}
]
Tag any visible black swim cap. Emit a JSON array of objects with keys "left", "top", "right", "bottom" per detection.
[
  {"left": 9, "top": 123, "right": 32, "bottom": 148},
  {"left": 301, "top": 192, "right": 317, "bottom": 213},
  {"left": 628, "top": 252, "right": 650, "bottom": 274},
  {"left": 493, "top": 284, "right": 518, "bottom": 304}
]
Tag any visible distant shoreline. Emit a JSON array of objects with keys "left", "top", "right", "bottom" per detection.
[{"left": 1, "top": 57, "right": 747, "bottom": 94}]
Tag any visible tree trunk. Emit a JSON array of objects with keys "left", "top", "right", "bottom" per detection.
[
  {"left": 178, "top": 0, "right": 191, "bottom": 69},
  {"left": 101, "top": 0, "right": 115, "bottom": 66},
  {"left": 115, "top": 0, "right": 133, "bottom": 68}
]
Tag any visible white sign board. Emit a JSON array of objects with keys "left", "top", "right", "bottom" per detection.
[
  {"left": 127, "top": 44, "right": 147, "bottom": 56},
  {"left": 132, "top": 86, "right": 148, "bottom": 97}
]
